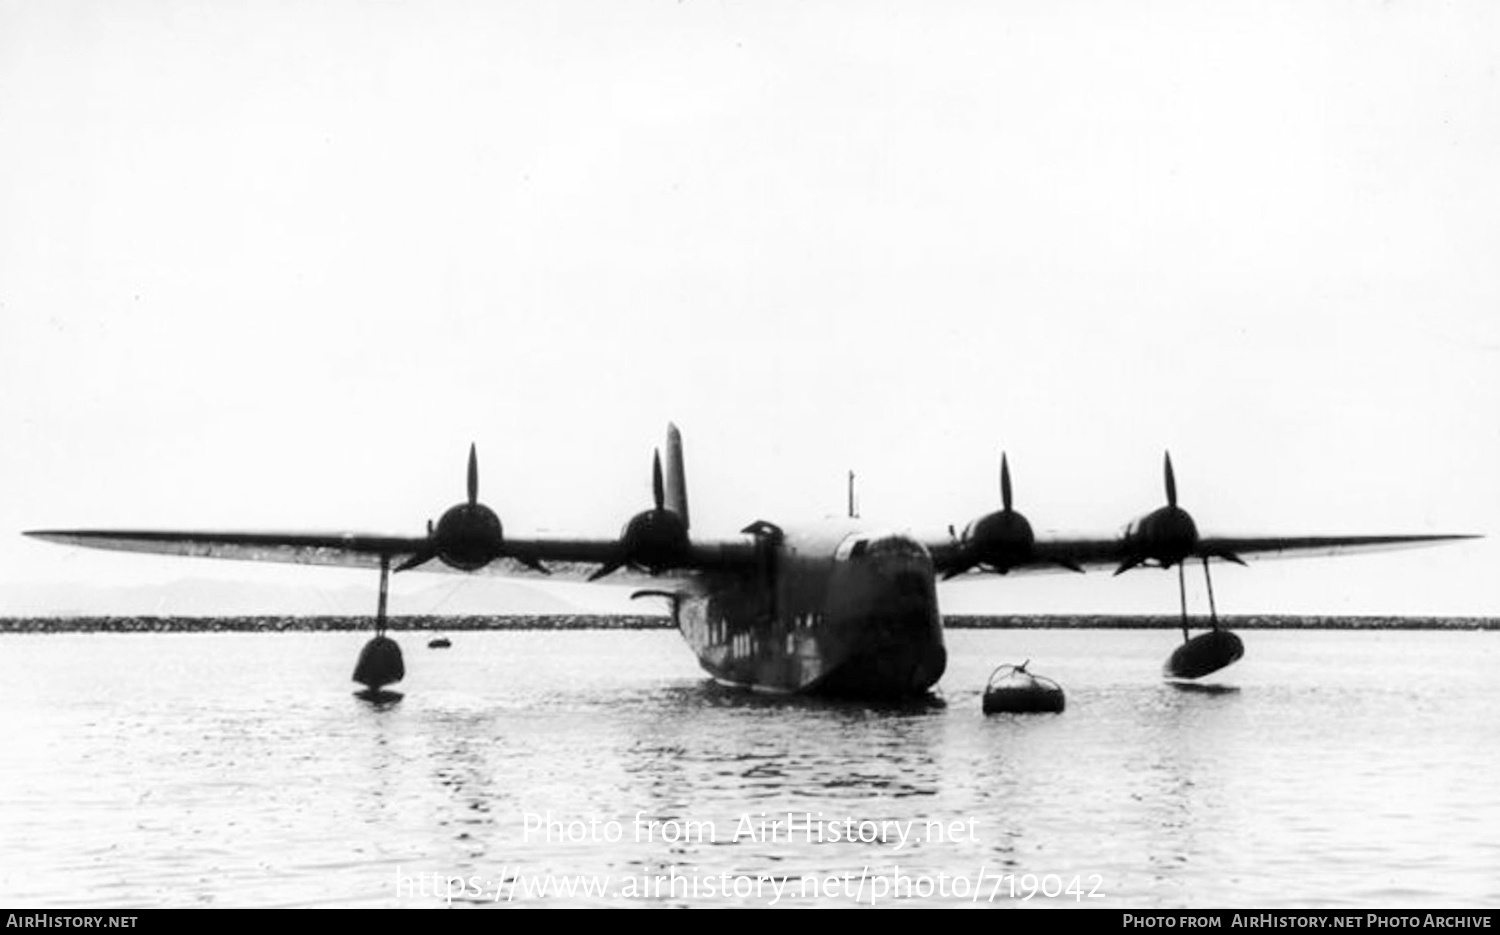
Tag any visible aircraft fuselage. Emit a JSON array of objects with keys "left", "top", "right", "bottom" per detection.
[{"left": 675, "top": 521, "right": 947, "bottom": 699}]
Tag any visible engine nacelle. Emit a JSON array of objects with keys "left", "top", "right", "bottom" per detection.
[
  {"left": 618, "top": 507, "right": 689, "bottom": 573},
  {"left": 433, "top": 502, "right": 505, "bottom": 571},
  {"left": 960, "top": 508, "right": 1035, "bottom": 573},
  {"left": 1121, "top": 505, "right": 1198, "bottom": 568},
  {"left": 1116, "top": 452, "right": 1207, "bottom": 573}
]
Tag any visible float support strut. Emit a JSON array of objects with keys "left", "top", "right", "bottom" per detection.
[
  {"left": 1177, "top": 562, "right": 1189, "bottom": 642},
  {"left": 377, "top": 554, "right": 390, "bottom": 637},
  {"left": 1202, "top": 556, "right": 1219, "bottom": 631}
]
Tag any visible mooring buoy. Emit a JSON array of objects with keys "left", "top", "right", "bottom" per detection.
[{"left": 983, "top": 661, "right": 1065, "bottom": 714}]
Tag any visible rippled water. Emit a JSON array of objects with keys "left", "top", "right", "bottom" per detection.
[{"left": 2, "top": 628, "right": 1497, "bottom": 908}]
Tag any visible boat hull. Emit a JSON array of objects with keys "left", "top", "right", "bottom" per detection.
[{"left": 674, "top": 530, "right": 947, "bottom": 700}]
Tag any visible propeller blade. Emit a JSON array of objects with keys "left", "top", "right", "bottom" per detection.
[
  {"left": 652, "top": 450, "right": 664, "bottom": 511},
  {"left": 395, "top": 548, "right": 438, "bottom": 573},
  {"left": 1164, "top": 451, "right": 1177, "bottom": 508},
  {"left": 588, "top": 559, "right": 626, "bottom": 582},
  {"left": 467, "top": 443, "right": 479, "bottom": 506},
  {"left": 942, "top": 560, "right": 979, "bottom": 581},
  {"left": 1000, "top": 453, "right": 1013, "bottom": 512},
  {"left": 1207, "top": 548, "right": 1247, "bottom": 567}
]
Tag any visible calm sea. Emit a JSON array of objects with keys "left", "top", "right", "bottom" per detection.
[{"left": 2, "top": 626, "right": 1497, "bottom": 909}]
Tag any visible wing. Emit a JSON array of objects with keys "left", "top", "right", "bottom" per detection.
[
  {"left": 22, "top": 528, "right": 760, "bottom": 585},
  {"left": 23, "top": 427, "right": 766, "bottom": 585},
  {"left": 25, "top": 434, "right": 1478, "bottom": 587},
  {"left": 928, "top": 531, "right": 1480, "bottom": 579},
  {"left": 928, "top": 453, "right": 1477, "bottom": 578}
]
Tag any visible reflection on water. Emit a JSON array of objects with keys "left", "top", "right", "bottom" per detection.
[
  {"left": 354, "top": 689, "right": 405, "bottom": 706},
  {"left": 1, "top": 629, "right": 1497, "bottom": 908},
  {"left": 1165, "top": 681, "right": 1242, "bottom": 696}
]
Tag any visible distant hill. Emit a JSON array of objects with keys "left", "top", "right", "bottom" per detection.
[
  {"left": 0, "top": 576, "right": 650, "bottom": 618},
  {"left": 0, "top": 614, "right": 1493, "bottom": 633}
]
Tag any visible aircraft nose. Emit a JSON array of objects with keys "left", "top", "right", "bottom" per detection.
[
  {"left": 864, "top": 533, "right": 934, "bottom": 566},
  {"left": 865, "top": 535, "right": 937, "bottom": 601}
]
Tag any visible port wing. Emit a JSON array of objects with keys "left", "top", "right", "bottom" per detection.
[{"left": 928, "top": 532, "right": 1478, "bottom": 578}]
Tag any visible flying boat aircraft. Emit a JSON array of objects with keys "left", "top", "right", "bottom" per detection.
[{"left": 24, "top": 425, "right": 1476, "bottom": 699}]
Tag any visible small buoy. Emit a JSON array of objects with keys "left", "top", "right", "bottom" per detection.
[
  {"left": 983, "top": 661, "right": 1064, "bottom": 714},
  {"left": 353, "top": 635, "right": 405, "bottom": 690},
  {"left": 1164, "top": 629, "right": 1244, "bottom": 680},
  {"left": 428, "top": 636, "right": 452, "bottom": 649}
]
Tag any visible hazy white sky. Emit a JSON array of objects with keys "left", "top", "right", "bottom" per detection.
[{"left": 1, "top": 0, "right": 1496, "bottom": 615}]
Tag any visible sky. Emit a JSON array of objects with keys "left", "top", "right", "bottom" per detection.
[{"left": 1, "top": 0, "right": 1496, "bottom": 617}]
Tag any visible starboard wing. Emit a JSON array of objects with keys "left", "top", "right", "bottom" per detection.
[
  {"left": 23, "top": 528, "right": 759, "bottom": 584},
  {"left": 23, "top": 424, "right": 769, "bottom": 585}
]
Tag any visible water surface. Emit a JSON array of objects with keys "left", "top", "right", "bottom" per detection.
[{"left": 2, "top": 628, "right": 1496, "bottom": 908}]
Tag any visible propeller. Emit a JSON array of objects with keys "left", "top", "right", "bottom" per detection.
[
  {"left": 588, "top": 450, "right": 690, "bottom": 581},
  {"left": 395, "top": 444, "right": 512, "bottom": 573},
  {"left": 1114, "top": 451, "right": 1242, "bottom": 575},
  {"left": 1114, "top": 451, "right": 1196, "bottom": 575},
  {"left": 943, "top": 454, "right": 1048, "bottom": 579}
]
